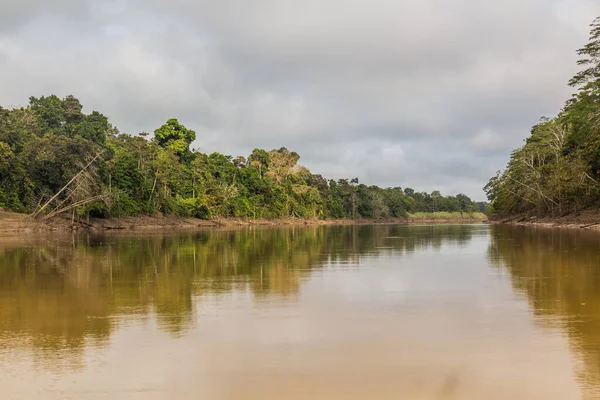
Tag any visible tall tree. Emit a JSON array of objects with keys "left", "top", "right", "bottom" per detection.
[
  {"left": 486, "top": 16, "right": 600, "bottom": 216},
  {"left": 154, "top": 119, "right": 196, "bottom": 160}
]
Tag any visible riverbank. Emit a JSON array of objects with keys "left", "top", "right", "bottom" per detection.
[
  {"left": 489, "top": 209, "right": 600, "bottom": 231},
  {"left": 0, "top": 211, "right": 487, "bottom": 235}
]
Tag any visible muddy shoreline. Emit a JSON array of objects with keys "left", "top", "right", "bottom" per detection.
[
  {"left": 490, "top": 209, "right": 600, "bottom": 231},
  {"left": 0, "top": 212, "right": 487, "bottom": 236}
]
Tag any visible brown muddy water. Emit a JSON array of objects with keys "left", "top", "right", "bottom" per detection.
[{"left": 0, "top": 224, "right": 599, "bottom": 399}]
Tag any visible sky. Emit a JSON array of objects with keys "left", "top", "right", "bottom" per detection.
[{"left": 1, "top": 1, "right": 599, "bottom": 200}]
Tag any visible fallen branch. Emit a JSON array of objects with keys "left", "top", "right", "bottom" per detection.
[
  {"left": 507, "top": 176, "right": 559, "bottom": 207},
  {"left": 581, "top": 222, "right": 600, "bottom": 229},
  {"left": 31, "top": 153, "right": 102, "bottom": 218},
  {"left": 43, "top": 195, "right": 107, "bottom": 220}
]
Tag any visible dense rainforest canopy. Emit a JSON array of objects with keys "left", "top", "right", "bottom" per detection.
[
  {"left": 486, "top": 17, "right": 600, "bottom": 217},
  {"left": 0, "top": 96, "right": 485, "bottom": 220}
]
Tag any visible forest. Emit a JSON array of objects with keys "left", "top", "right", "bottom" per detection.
[
  {"left": 0, "top": 96, "right": 485, "bottom": 221},
  {"left": 485, "top": 17, "right": 600, "bottom": 217}
]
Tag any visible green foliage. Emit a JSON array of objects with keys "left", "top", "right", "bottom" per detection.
[
  {"left": 176, "top": 197, "right": 211, "bottom": 219},
  {"left": 0, "top": 142, "right": 25, "bottom": 210},
  {"left": 569, "top": 17, "right": 600, "bottom": 89},
  {"left": 408, "top": 212, "right": 487, "bottom": 220},
  {"left": 154, "top": 118, "right": 196, "bottom": 159},
  {"left": 23, "top": 134, "right": 100, "bottom": 195},
  {"left": 486, "top": 17, "right": 600, "bottom": 217},
  {"left": 112, "top": 190, "right": 141, "bottom": 216},
  {"left": 0, "top": 142, "right": 13, "bottom": 174},
  {"left": 0, "top": 94, "right": 485, "bottom": 218},
  {"left": 28, "top": 95, "right": 114, "bottom": 144}
]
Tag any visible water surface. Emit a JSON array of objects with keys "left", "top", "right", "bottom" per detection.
[{"left": 1, "top": 224, "right": 599, "bottom": 399}]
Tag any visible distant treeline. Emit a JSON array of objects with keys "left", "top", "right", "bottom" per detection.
[
  {"left": 485, "top": 17, "right": 600, "bottom": 217},
  {"left": 0, "top": 95, "right": 486, "bottom": 220}
]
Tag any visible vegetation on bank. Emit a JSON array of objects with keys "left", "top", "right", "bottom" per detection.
[
  {"left": 485, "top": 17, "right": 600, "bottom": 217},
  {"left": 407, "top": 212, "right": 486, "bottom": 220},
  {"left": 0, "top": 97, "right": 486, "bottom": 221}
]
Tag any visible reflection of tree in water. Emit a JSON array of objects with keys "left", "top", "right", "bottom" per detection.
[
  {"left": 0, "top": 224, "right": 477, "bottom": 367},
  {"left": 488, "top": 225, "right": 600, "bottom": 400}
]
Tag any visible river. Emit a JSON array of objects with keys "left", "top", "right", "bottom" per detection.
[{"left": 0, "top": 224, "right": 599, "bottom": 399}]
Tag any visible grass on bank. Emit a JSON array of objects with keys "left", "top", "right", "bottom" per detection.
[{"left": 407, "top": 212, "right": 487, "bottom": 220}]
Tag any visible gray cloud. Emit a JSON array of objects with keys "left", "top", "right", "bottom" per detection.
[
  {"left": 0, "top": 1, "right": 93, "bottom": 32},
  {"left": 1, "top": 0, "right": 599, "bottom": 199}
]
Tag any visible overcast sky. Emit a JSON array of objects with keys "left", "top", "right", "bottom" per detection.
[{"left": 1, "top": 0, "right": 599, "bottom": 199}]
